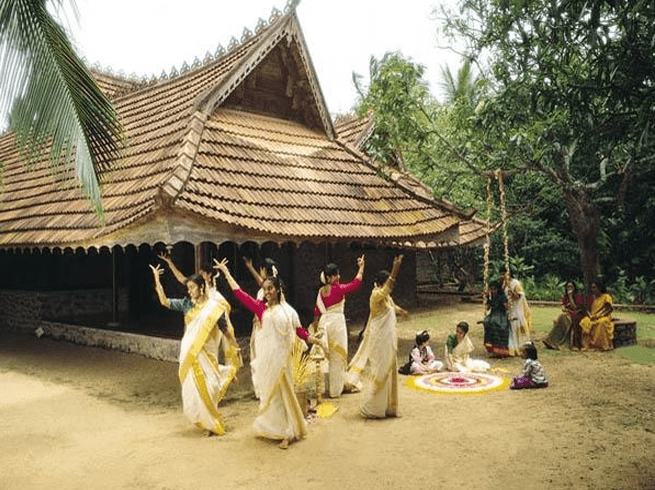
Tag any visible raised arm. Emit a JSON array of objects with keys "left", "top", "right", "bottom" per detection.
[
  {"left": 214, "top": 258, "right": 240, "bottom": 291},
  {"left": 340, "top": 255, "right": 366, "bottom": 294},
  {"left": 149, "top": 264, "right": 170, "bottom": 308},
  {"left": 243, "top": 257, "right": 264, "bottom": 286},
  {"left": 158, "top": 252, "right": 187, "bottom": 285},
  {"left": 354, "top": 254, "right": 365, "bottom": 281},
  {"left": 382, "top": 254, "right": 403, "bottom": 295},
  {"left": 215, "top": 258, "right": 267, "bottom": 320}
]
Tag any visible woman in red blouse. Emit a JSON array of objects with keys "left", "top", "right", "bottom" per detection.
[{"left": 311, "top": 255, "right": 365, "bottom": 398}]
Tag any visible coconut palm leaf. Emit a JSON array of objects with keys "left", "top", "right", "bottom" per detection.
[{"left": 0, "top": 0, "right": 124, "bottom": 216}]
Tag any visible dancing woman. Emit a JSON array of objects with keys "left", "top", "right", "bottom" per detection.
[
  {"left": 150, "top": 262, "right": 240, "bottom": 436},
  {"left": 243, "top": 257, "right": 278, "bottom": 399},
  {"left": 350, "top": 255, "right": 404, "bottom": 419},
  {"left": 214, "top": 259, "right": 307, "bottom": 449},
  {"left": 312, "top": 256, "right": 365, "bottom": 398}
]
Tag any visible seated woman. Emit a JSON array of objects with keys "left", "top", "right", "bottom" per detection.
[
  {"left": 579, "top": 281, "right": 614, "bottom": 351},
  {"left": 481, "top": 281, "right": 511, "bottom": 357},
  {"left": 444, "top": 321, "right": 490, "bottom": 373},
  {"left": 543, "top": 281, "right": 586, "bottom": 350},
  {"left": 399, "top": 330, "right": 443, "bottom": 375}
]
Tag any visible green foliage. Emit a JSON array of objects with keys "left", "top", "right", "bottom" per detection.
[
  {"left": 608, "top": 269, "right": 655, "bottom": 305},
  {"left": 352, "top": 3, "right": 655, "bottom": 294},
  {"left": 0, "top": 0, "right": 124, "bottom": 215},
  {"left": 530, "top": 274, "right": 565, "bottom": 301},
  {"left": 353, "top": 52, "right": 487, "bottom": 211},
  {"left": 438, "top": 0, "right": 655, "bottom": 287}
]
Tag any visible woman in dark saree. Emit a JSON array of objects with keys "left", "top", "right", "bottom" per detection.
[{"left": 482, "top": 281, "right": 511, "bottom": 357}]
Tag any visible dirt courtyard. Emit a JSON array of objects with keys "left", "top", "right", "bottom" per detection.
[{"left": 1, "top": 301, "right": 654, "bottom": 490}]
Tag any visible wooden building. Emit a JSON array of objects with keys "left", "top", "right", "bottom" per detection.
[{"left": 0, "top": 5, "right": 479, "bottom": 339}]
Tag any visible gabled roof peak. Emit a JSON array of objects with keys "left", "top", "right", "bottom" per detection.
[{"left": 89, "top": 2, "right": 303, "bottom": 99}]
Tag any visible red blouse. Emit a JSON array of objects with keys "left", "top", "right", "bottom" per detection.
[
  {"left": 313, "top": 277, "right": 362, "bottom": 317},
  {"left": 234, "top": 289, "right": 309, "bottom": 340}
]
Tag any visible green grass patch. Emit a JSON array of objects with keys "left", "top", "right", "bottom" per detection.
[{"left": 616, "top": 345, "right": 655, "bottom": 365}]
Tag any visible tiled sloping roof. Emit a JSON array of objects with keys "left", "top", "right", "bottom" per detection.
[
  {"left": 334, "top": 112, "right": 375, "bottom": 150},
  {"left": 334, "top": 111, "right": 490, "bottom": 248},
  {"left": 0, "top": 29, "right": 261, "bottom": 248},
  {"left": 89, "top": 69, "right": 147, "bottom": 99},
  {"left": 174, "top": 108, "right": 459, "bottom": 241},
  {"left": 0, "top": 9, "right": 462, "bottom": 249}
]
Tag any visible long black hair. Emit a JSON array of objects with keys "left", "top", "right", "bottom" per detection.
[
  {"left": 324, "top": 263, "right": 339, "bottom": 277},
  {"left": 374, "top": 270, "right": 390, "bottom": 287},
  {"left": 564, "top": 281, "right": 579, "bottom": 295},
  {"left": 522, "top": 342, "right": 538, "bottom": 360}
]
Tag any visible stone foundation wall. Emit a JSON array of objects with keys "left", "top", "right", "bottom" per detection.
[
  {"left": 41, "top": 321, "right": 180, "bottom": 362},
  {"left": 0, "top": 289, "right": 128, "bottom": 333}
]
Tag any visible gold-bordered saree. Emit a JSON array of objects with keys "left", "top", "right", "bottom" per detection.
[{"left": 178, "top": 291, "right": 241, "bottom": 435}]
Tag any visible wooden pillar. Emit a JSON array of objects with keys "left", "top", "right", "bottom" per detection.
[
  {"left": 194, "top": 243, "right": 202, "bottom": 274},
  {"left": 109, "top": 245, "right": 119, "bottom": 326}
]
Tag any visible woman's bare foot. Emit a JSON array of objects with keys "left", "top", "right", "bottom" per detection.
[{"left": 278, "top": 437, "right": 290, "bottom": 449}]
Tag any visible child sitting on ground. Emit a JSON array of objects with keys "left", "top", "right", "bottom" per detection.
[
  {"left": 444, "top": 321, "right": 491, "bottom": 373},
  {"left": 510, "top": 341, "right": 549, "bottom": 389},
  {"left": 399, "top": 330, "right": 443, "bottom": 375}
]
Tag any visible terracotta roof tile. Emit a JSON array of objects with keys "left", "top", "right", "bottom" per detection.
[
  {"left": 0, "top": 11, "right": 462, "bottom": 249},
  {"left": 170, "top": 108, "right": 458, "bottom": 240},
  {"left": 335, "top": 112, "right": 492, "bottom": 248}
]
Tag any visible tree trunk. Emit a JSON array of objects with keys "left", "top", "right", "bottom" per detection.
[{"left": 562, "top": 185, "right": 602, "bottom": 289}]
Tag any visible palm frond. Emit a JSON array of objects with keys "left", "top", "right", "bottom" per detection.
[{"left": 0, "top": 0, "right": 124, "bottom": 216}]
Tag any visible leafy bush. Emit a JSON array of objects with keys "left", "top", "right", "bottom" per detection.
[{"left": 530, "top": 274, "right": 565, "bottom": 301}]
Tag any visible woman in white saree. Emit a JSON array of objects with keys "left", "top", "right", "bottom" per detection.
[
  {"left": 311, "top": 256, "right": 364, "bottom": 398},
  {"left": 215, "top": 259, "right": 307, "bottom": 449},
  {"left": 243, "top": 257, "right": 279, "bottom": 400},
  {"left": 349, "top": 255, "right": 404, "bottom": 419},
  {"left": 150, "top": 263, "right": 240, "bottom": 436},
  {"left": 502, "top": 266, "right": 533, "bottom": 357},
  {"left": 443, "top": 321, "right": 490, "bottom": 373}
]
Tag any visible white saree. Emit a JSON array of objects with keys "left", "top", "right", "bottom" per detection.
[
  {"left": 316, "top": 295, "right": 348, "bottom": 397},
  {"left": 505, "top": 278, "right": 533, "bottom": 356},
  {"left": 353, "top": 286, "right": 399, "bottom": 419},
  {"left": 444, "top": 336, "right": 490, "bottom": 373},
  {"left": 178, "top": 290, "right": 240, "bottom": 435},
  {"left": 251, "top": 302, "right": 308, "bottom": 441},
  {"left": 249, "top": 288, "right": 265, "bottom": 400},
  {"left": 345, "top": 316, "right": 371, "bottom": 394}
]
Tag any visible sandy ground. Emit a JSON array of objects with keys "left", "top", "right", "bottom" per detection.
[{"left": 1, "top": 302, "right": 655, "bottom": 490}]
